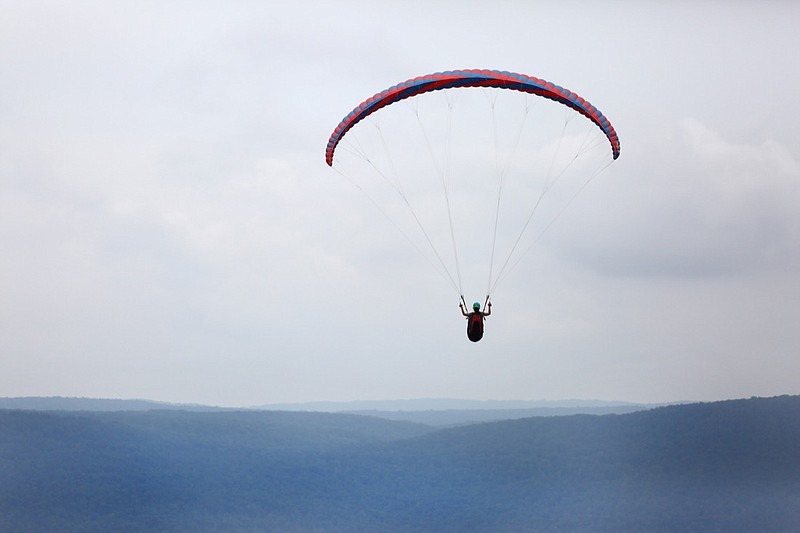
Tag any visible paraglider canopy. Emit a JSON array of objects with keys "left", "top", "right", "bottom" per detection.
[
  {"left": 325, "top": 68, "right": 620, "bottom": 313},
  {"left": 326, "top": 69, "right": 620, "bottom": 167}
]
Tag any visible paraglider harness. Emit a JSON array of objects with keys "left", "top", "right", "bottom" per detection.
[
  {"left": 462, "top": 296, "right": 490, "bottom": 343},
  {"left": 467, "top": 313, "right": 484, "bottom": 342}
]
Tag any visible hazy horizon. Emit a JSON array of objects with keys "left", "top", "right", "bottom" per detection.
[{"left": 0, "top": 393, "right": 738, "bottom": 412}]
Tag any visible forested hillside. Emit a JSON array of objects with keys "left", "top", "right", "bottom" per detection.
[
  {"left": 0, "top": 397, "right": 653, "bottom": 425},
  {"left": 1, "top": 396, "right": 799, "bottom": 531},
  {"left": 0, "top": 397, "right": 229, "bottom": 412}
]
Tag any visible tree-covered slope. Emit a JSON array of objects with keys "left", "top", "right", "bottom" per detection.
[{"left": 1, "top": 396, "right": 798, "bottom": 531}]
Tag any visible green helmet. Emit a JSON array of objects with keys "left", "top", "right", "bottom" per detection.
[{"left": 472, "top": 302, "right": 481, "bottom": 310}]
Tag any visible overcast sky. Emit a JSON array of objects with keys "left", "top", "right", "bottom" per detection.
[{"left": 2, "top": 1, "right": 799, "bottom": 407}]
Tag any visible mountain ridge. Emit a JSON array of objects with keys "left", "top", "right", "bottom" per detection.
[{"left": 1, "top": 394, "right": 798, "bottom": 531}]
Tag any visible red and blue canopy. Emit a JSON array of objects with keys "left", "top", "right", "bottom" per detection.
[{"left": 325, "top": 69, "right": 620, "bottom": 166}]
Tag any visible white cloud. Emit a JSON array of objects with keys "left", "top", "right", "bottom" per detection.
[{"left": 557, "top": 118, "right": 800, "bottom": 278}]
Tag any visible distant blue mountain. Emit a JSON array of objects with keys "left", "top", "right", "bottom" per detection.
[
  {"left": 0, "top": 397, "right": 659, "bottom": 426},
  {"left": 261, "top": 398, "right": 660, "bottom": 426},
  {"left": 0, "top": 396, "right": 230, "bottom": 412},
  {"left": 259, "top": 397, "right": 649, "bottom": 411},
  {"left": 1, "top": 395, "right": 798, "bottom": 531}
]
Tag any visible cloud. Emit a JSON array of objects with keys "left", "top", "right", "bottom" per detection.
[
  {"left": 556, "top": 118, "right": 800, "bottom": 279},
  {"left": 3, "top": 1, "right": 800, "bottom": 405}
]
